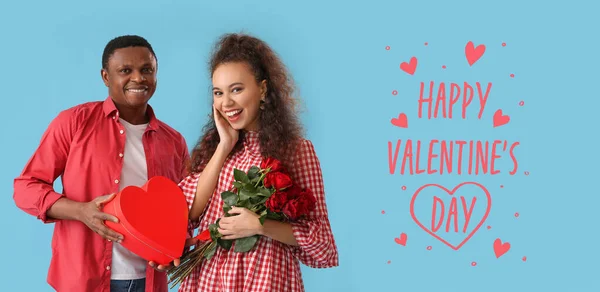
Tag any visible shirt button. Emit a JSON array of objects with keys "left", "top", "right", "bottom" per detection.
[
  {"left": 106, "top": 266, "right": 111, "bottom": 271},
  {"left": 114, "top": 179, "right": 119, "bottom": 184},
  {"left": 119, "top": 130, "right": 124, "bottom": 134},
  {"left": 112, "top": 116, "right": 116, "bottom": 120},
  {"left": 119, "top": 153, "right": 124, "bottom": 158}
]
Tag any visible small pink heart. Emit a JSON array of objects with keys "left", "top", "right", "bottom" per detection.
[
  {"left": 465, "top": 41, "right": 486, "bottom": 66},
  {"left": 400, "top": 57, "right": 418, "bottom": 75},
  {"left": 394, "top": 233, "right": 407, "bottom": 246},
  {"left": 493, "top": 238, "right": 511, "bottom": 258},
  {"left": 391, "top": 113, "right": 408, "bottom": 128},
  {"left": 493, "top": 109, "right": 510, "bottom": 127},
  {"left": 522, "top": 256, "right": 527, "bottom": 262}
]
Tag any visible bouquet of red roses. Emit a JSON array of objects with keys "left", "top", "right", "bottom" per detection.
[{"left": 168, "top": 157, "right": 316, "bottom": 287}]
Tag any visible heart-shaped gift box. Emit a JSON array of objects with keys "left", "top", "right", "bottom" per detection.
[{"left": 103, "top": 176, "right": 188, "bottom": 265}]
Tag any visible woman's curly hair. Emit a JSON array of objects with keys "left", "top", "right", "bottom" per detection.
[{"left": 189, "top": 33, "right": 304, "bottom": 174}]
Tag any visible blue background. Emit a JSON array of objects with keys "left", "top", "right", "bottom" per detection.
[{"left": 1, "top": 0, "right": 598, "bottom": 291}]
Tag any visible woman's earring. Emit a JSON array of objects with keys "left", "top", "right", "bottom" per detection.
[{"left": 260, "top": 98, "right": 265, "bottom": 110}]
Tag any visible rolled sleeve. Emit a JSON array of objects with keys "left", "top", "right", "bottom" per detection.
[{"left": 13, "top": 109, "right": 75, "bottom": 223}]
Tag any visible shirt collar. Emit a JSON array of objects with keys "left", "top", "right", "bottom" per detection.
[{"left": 102, "top": 96, "right": 159, "bottom": 131}]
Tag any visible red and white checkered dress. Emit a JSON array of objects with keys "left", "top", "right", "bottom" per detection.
[{"left": 177, "top": 131, "right": 339, "bottom": 292}]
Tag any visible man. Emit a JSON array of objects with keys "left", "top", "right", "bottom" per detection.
[{"left": 13, "top": 35, "right": 193, "bottom": 292}]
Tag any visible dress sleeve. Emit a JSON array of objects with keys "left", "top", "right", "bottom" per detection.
[
  {"left": 287, "top": 140, "right": 339, "bottom": 268},
  {"left": 178, "top": 173, "right": 203, "bottom": 237}
]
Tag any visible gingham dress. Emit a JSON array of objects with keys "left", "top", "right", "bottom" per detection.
[{"left": 177, "top": 131, "right": 339, "bottom": 292}]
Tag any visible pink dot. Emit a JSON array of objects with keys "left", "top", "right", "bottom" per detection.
[
  {"left": 522, "top": 256, "right": 527, "bottom": 262},
  {"left": 502, "top": 42, "right": 507, "bottom": 47},
  {"left": 487, "top": 226, "right": 491, "bottom": 230},
  {"left": 392, "top": 90, "right": 398, "bottom": 96},
  {"left": 424, "top": 42, "right": 428, "bottom": 46},
  {"left": 442, "top": 65, "right": 446, "bottom": 69},
  {"left": 401, "top": 186, "right": 407, "bottom": 190},
  {"left": 387, "top": 260, "right": 391, "bottom": 264},
  {"left": 500, "top": 185, "right": 504, "bottom": 188},
  {"left": 515, "top": 212, "right": 520, "bottom": 218},
  {"left": 519, "top": 101, "right": 524, "bottom": 106},
  {"left": 510, "top": 74, "right": 515, "bottom": 78},
  {"left": 471, "top": 262, "right": 477, "bottom": 266},
  {"left": 385, "top": 46, "right": 391, "bottom": 50},
  {"left": 381, "top": 210, "right": 386, "bottom": 214},
  {"left": 525, "top": 171, "right": 530, "bottom": 176},
  {"left": 426, "top": 246, "right": 432, "bottom": 250}
]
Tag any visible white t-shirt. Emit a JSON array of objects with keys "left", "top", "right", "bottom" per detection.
[{"left": 111, "top": 118, "right": 149, "bottom": 280}]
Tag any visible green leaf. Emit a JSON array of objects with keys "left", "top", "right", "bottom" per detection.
[
  {"left": 247, "top": 166, "right": 260, "bottom": 180},
  {"left": 266, "top": 211, "right": 282, "bottom": 221},
  {"left": 234, "top": 235, "right": 259, "bottom": 252},
  {"left": 259, "top": 213, "right": 267, "bottom": 225},
  {"left": 221, "top": 191, "right": 238, "bottom": 207},
  {"left": 244, "top": 183, "right": 257, "bottom": 193},
  {"left": 250, "top": 196, "right": 263, "bottom": 205},
  {"left": 258, "top": 188, "right": 272, "bottom": 197},
  {"left": 234, "top": 169, "right": 250, "bottom": 183},
  {"left": 256, "top": 196, "right": 268, "bottom": 205},
  {"left": 239, "top": 189, "right": 254, "bottom": 201},
  {"left": 209, "top": 223, "right": 221, "bottom": 240},
  {"left": 233, "top": 182, "right": 243, "bottom": 189},
  {"left": 240, "top": 200, "right": 253, "bottom": 209},
  {"left": 205, "top": 243, "right": 217, "bottom": 260},
  {"left": 223, "top": 206, "right": 232, "bottom": 216},
  {"left": 217, "top": 238, "right": 233, "bottom": 250}
]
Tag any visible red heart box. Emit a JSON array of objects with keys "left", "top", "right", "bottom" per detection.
[{"left": 102, "top": 176, "right": 188, "bottom": 265}]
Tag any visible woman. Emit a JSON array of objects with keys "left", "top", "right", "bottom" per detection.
[{"left": 178, "top": 33, "right": 338, "bottom": 292}]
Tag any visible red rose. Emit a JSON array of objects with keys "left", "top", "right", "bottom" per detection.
[
  {"left": 298, "top": 188, "right": 316, "bottom": 213},
  {"left": 282, "top": 199, "right": 300, "bottom": 220},
  {"left": 265, "top": 190, "right": 288, "bottom": 212},
  {"left": 261, "top": 157, "right": 284, "bottom": 173},
  {"left": 285, "top": 184, "right": 302, "bottom": 199},
  {"left": 282, "top": 188, "right": 316, "bottom": 220},
  {"left": 195, "top": 229, "right": 212, "bottom": 242},
  {"left": 263, "top": 172, "right": 292, "bottom": 190}
]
